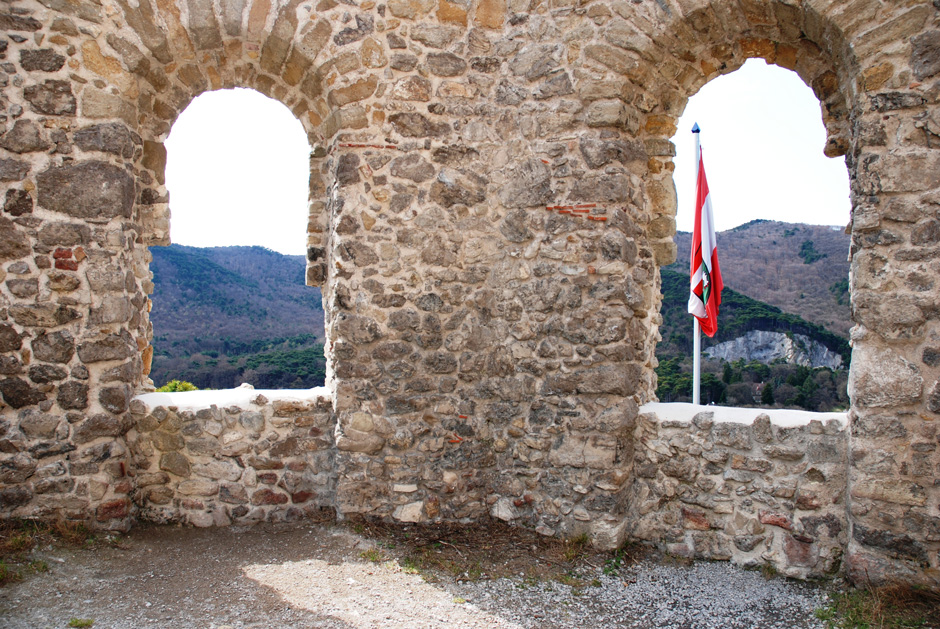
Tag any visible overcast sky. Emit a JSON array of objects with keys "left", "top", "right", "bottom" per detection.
[
  {"left": 164, "top": 58, "right": 851, "bottom": 256},
  {"left": 673, "top": 59, "right": 851, "bottom": 233},
  {"left": 164, "top": 88, "right": 311, "bottom": 256}
]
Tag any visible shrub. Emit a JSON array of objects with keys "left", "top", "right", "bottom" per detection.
[{"left": 156, "top": 379, "right": 199, "bottom": 392}]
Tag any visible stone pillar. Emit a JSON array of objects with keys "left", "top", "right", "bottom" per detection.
[
  {"left": 845, "top": 9, "right": 940, "bottom": 585},
  {"left": 0, "top": 1, "right": 150, "bottom": 529},
  {"left": 314, "top": 13, "right": 666, "bottom": 542}
]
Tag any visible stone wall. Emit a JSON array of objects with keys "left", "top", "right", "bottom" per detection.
[
  {"left": 632, "top": 403, "right": 847, "bottom": 580},
  {"left": 0, "top": 0, "right": 938, "bottom": 587},
  {"left": 128, "top": 388, "right": 335, "bottom": 526}
]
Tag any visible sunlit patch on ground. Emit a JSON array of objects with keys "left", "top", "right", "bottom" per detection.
[{"left": 242, "top": 557, "right": 524, "bottom": 628}]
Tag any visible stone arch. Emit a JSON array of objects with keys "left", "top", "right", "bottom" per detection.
[
  {"left": 610, "top": 0, "right": 859, "bottom": 270},
  {"left": 626, "top": 1, "right": 940, "bottom": 586},
  {"left": 106, "top": 0, "right": 350, "bottom": 283},
  {"left": 621, "top": 1, "right": 859, "bottom": 406},
  {"left": 2, "top": 0, "right": 939, "bottom": 587}
]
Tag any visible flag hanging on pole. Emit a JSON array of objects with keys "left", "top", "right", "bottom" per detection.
[{"left": 687, "top": 125, "right": 723, "bottom": 337}]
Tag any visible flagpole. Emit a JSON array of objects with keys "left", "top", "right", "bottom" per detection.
[{"left": 692, "top": 123, "right": 702, "bottom": 406}]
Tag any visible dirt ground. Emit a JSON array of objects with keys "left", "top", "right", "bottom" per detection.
[
  {"left": 0, "top": 516, "right": 626, "bottom": 628},
  {"left": 2, "top": 516, "right": 931, "bottom": 629}
]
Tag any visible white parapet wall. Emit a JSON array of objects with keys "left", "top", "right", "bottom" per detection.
[{"left": 632, "top": 403, "right": 848, "bottom": 580}]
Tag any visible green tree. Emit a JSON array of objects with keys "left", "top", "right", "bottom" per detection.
[{"left": 761, "top": 382, "right": 775, "bottom": 406}]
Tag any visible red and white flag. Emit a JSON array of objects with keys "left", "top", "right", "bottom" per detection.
[{"left": 687, "top": 129, "right": 723, "bottom": 337}]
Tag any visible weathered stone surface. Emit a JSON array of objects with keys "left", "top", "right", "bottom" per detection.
[
  {"left": 336, "top": 428, "right": 385, "bottom": 453},
  {"left": 499, "top": 209, "right": 532, "bottom": 242},
  {"left": 427, "top": 52, "right": 467, "bottom": 77},
  {"left": 160, "top": 451, "right": 191, "bottom": 477},
  {"left": 848, "top": 347, "right": 923, "bottom": 408},
  {"left": 0, "top": 13, "right": 42, "bottom": 31},
  {"left": 57, "top": 380, "right": 88, "bottom": 410},
  {"left": 336, "top": 153, "right": 360, "bottom": 186},
  {"left": 334, "top": 314, "right": 383, "bottom": 344},
  {"left": 388, "top": 113, "right": 451, "bottom": 137},
  {"left": 390, "top": 53, "right": 419, "bottom": 72},
  {"left": 430, "top": 169, "right": 486, "bottom": 207},
  {"left": 3, "top": 189, "right": 33, "bottom": 216},
  {"left": 569, "top": 174, "right": 629, "bottom": 203},
  {"left": 499, "top": 159, "right": 552, "bottom": 208},
  {"left": 712, "top": 423, "right": 751, "bottom": 450},
  {"left": 911, "top": 30, "right": 940, "bottom": 80},
  {"left": 20, "top": 49, "right": 66, "bottom": 72},
  {"left": 0, "top": 378, "right": 47, "bottom": 408},
  {"left": 853, "top": 525, "right": 928, "bottom": 564},
  {"left": 219, "top": 482, "right": 248, "bottom": 504},
  {"left": 411, "top": 24, "right": 460, "bottom": 49},
  {"left": 39, "top": 222, "right": 91, "bottom": 246},
  {"left": 334, "top": 14, "right": 373, "bottom": 46},
  {"left": 9, "top": 304, "right": 81, "bottom": 327},
  {"left": 29, "top": 364, "right": 68, "bottom": 384},
  {"left": 24, "top": 80, "right": 76, "bottom": 115},
  {"left": 0, "top": 159, "right": 31, "bottom": 182},
  {"left": 18, "top": 409, "right": 60, "bottom": 439},
  {"left": 82, "top": 88, "right": 136, "bottom": 125},
  {"left": 580, "top": 136, "right": 645, "bottom": 168},
  {"left": 548, "top": 434, "right": 617, "bottom": 468},
  {"left": 0, "top": 325, "right": 22, "bottom": 352},
  {"left": 90, "top": 296, "right": 134, "bottom": 325},
  {"left": 74, "top": 123, "right": 138, "bottom": 158},
  {"left": 543, "top": 365, "right": 638, "bottom": 396},
  {"left": 73, "top": 413, "right": 122, "bottom": 443},
  {"left": 37, "top": 161, "right": 135, "bottom": 219},
  {"left": 0, "top": 216, "right": 30, "bottom": 260},
  {"left": 0, "top": 120, "right": 49, "bottom": 153},
  {"left": 0, "top": 275, "right": 29, "bottom": 299},
  {"left": 328, "top": 75, "right": 378, "bottom": 107},
  {"left": 390, "top": 75, "right": 431, "bottom": 101},
  {"left": 31, "top": 331, "right": 75, "bottom": 363},
  {"left": 78, "top": 334, "right": 136, "bottom": 362},
  {"left": 0, "top": 486, "right": 34, "bottom": 508},
  {"left": 535, "top": 72, "right": 573, "bottom": 100},
  {"left": 251, "top": 488, "right": 289, "bottom": 505},
  {"left": 389, "top": 154, "right": 434, "bottom": 182},
  {"left": 852, "top": 480, "right": 927, "bottom": 507}
]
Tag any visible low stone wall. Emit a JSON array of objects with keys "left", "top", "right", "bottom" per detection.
[
  {"left": 126, "top": 391, "right": 857, "bottom": 582},
  {"left": 128, "top": 388, "right": 335, "bottom": 527},
  {"left": 631, "top": 403, "right": 848, "bottom": 580}
]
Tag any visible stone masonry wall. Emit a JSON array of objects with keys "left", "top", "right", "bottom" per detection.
[
  {"left": 0, "top": 0, "right": 938, "bottom": 587},
  {"left": 632, "top": 404, "right": 847, "bottom": 580},
  {"left": 128, "top": 390, "right": 335, "bottom": 526}
]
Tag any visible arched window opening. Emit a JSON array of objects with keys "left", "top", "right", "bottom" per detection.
[
  {"left": 149, "top": 88, "right": 325, "bottom": 391},
  {"left": 656, "top": 59, "right": 852, "bottom": 411}
]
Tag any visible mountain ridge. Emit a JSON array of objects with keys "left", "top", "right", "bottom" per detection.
[{"left": 669, "top": 219, "right": 851, "bottom": 338}]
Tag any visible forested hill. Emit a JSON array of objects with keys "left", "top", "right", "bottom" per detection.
[
  {"left": 657, "top": 268, "right": 850, "bottom": 364},
  {"left": 670, "top": 220, "right": 851, "bottom": 338},
  {"left": 148, "top": 245, "right": 325, "bottom": 389},
  {"left": 147, "top": 224, "right": 851, "bottom": 391}
]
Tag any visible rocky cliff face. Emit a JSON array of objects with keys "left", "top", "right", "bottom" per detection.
[{"left": 704, "top": 331, "right": 844, "bottom": 370}]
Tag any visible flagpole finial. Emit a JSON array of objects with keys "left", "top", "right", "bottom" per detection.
[{"left": 692, "top": 123, "right": 700, "bottom": 133}]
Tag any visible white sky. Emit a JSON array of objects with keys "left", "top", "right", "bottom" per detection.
[
  {"left": 164, "top": 88, "right": 311, "bottom": 256},
  {"left": 673, "top": 59, "right": 851, "bottom": 233},
  {"left": 164, "top": 59, "right": 851, "bottom": 255}
]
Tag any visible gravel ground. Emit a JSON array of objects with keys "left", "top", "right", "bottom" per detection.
[{"left": 0, "top": 521, "right": 828, "bottom": 629}]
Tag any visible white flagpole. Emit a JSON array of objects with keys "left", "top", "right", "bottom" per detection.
[{"left": 692, "top": 123, "right": 702, "bottom": 406}]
